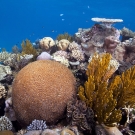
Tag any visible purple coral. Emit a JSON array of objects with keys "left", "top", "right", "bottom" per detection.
[{"left": 27, "top": 119, "right": 47, "bottom": 131}]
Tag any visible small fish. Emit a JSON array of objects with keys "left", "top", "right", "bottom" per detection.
[
  {"left": 62, "top": 19, "right": 65, "bottom": 21},
  {"left": 60, "top": 14, "right": 64, "bottom": 16},
  {"left": 88, "top": 6, "right": 90, "bottom": 8},
  {"left": 52, "top": 30, "right": 55, "bottom": 32},
  {"left": 83, "top": 12, "right": 85, "bottom": 14}
]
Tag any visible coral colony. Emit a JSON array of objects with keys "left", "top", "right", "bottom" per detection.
[{"left": 0, "top": 17, "right": 135, "bottom": 135}]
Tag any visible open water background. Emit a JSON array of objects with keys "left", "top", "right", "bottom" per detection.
[{"left": 0, "top": 0, "right": 135, "bottom": 51}]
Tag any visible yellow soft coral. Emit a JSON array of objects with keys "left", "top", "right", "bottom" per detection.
[
  {"left": 79, "top": 52, "right": 135, "bottom": 126},
  {"left": 78, "top": 53, "right": 122, "bottom": 126},
  {"left": 21, "top": 39, "right": 37, "bottom": 58}
]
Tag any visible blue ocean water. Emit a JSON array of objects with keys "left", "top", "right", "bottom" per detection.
[{"left": 0, "top": 0, "right": 135, "bottom": 52}]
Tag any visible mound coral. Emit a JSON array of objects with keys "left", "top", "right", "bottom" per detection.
[
  {"left": 12, "top": 60, "right": 76, "bottom": 127},
  {"left": 39, "top": 37, "right": 55, "bottom": 50}
]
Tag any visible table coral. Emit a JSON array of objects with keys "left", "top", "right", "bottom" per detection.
[{"left": 12, "top": 60, "right": 76, "bottom": 127}]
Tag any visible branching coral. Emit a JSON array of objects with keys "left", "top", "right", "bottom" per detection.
[
  {"left": 27, "top": 119, "right": 47, "bottom": 131},
  {"left": 21, "top": 39, "right": 37, "bottom": 58}
]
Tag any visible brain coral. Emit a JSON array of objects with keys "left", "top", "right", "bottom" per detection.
[{"left": 12, "top": 60, "right": 76, "bottom": 127}]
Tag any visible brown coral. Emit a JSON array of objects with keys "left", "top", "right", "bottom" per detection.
[
  {"left": 67, "top": 99, "right": 95, "bottom": 133},
  {"left": 12, "top": 60, "right": 76, "bottom": 127},
  {"left": 78, "top": 53, "right": 122, "bottom": 125},
  {"left": 21, "top": 39, "right": 37, "bottom": 58}
]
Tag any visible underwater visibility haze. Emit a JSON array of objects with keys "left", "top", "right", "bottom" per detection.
[{"left": 0, "top": 0, "right": 135, "bottom": 51}]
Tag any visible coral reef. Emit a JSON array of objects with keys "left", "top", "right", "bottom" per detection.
[
  {"left": 39, "top": 37, "right": 55, "bottom": 51},
  {"left": 4, "top": 97, "right": 16, "bottom": 121},
  {"left": 67, "top": 99, "right": 95, "bottom": 133},
  {"left": 56, "top": 32, "right": 73, "bottom": 42},
  {"left": 121, "top": 27, "right": 135, "bottom": 38},
  {"left": 57, "top": 39, "right": 70, "bottom": 51},
  {"left": 0, "top": 84, "right": 7, "bottom": 99},
  {"left": 3, "top": 54, "right": 33, "bottom": 71},
  {"left": 12, "top": 60, "right": 76, "bottom": 127},
  {"left": 52, "top": 50, "right": 69, "bottom": 59},
  {"left": 21, "top": 39, "right": 37, "bottom": 58},
  {"left": 0, "top": 51, "right": 15, "bottom": 63},
  {"left": 103, "top": 36, "right": 120, "bottom": 54},
  {"left": 27, "top": 119, "right": 47, "bottom": 131},
  {"left": 52, "top": 55, "right": 69, "bottom": 67},
  {"left": 0, "top": 116, "right": 12, "bottom": 131},
  {"left": 0, "top": 64, "right": 12, "bottom": 81}
]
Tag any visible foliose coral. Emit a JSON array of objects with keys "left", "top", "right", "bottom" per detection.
[
  {"left": 27, "top": 119, "right": 47, "bottom": 131},
  {"left": 0, "top": 116, "right": 12, "bottom": 131},
  {"left": 12, "top": 60, "right": 76, "bottom": 127}
]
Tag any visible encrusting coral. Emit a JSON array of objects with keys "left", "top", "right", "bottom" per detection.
[
  {"left": 12, "top": 60, "right": 76, "bottom": 127},
  {"left": 78, "top": 53, "right": 135, "bottom": 126}
]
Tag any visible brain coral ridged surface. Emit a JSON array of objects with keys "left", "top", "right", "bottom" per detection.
[{"left": 12, "top": 60, "right": 76, "bottom": 127}]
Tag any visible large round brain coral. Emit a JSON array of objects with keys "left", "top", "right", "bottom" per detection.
[{"left": 12, "top": 60, "right": 76, "bottom": 127}]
